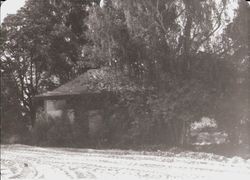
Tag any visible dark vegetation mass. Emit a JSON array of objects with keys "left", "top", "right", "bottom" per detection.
[{"left": 1, "top": 0, "right": 249, "bottom": 156}]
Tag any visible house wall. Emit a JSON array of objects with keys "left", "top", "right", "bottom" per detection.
[
  {"left": 45, "top": 99, "right": 66, "bottom": 120},
  {"left": 88, "top": 110, "right": 104, "bottom": 139},
  {"left": 76, "top": 96, "right": 106, "bottom": 140},
  {"left": 39, "top": 94, "right": 111, "bottom": 144}
]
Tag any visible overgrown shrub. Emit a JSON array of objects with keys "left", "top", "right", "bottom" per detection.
[
  {"left": 146, "top": 80, "right": 216, "bottom": 146},
  {"left": 32, "top": 110, "right": 89, "bottom": 147},
  {"left": 103, "top": 80, "right": 215, "bottom": 148},
  {"left": 46, "top": 118, "right": 74, "bottom": 146},
  {"left": 1, "top": 74, "right": 30, "bottom": 144}
]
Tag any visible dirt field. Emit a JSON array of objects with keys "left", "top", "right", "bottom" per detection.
[{"left": 1, "top": 144, "right": 250, "bottom": 179}]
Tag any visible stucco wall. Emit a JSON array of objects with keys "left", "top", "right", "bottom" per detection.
[
  {"left": 88, "top": 110, "right": 104, "bottom": 139},
  {"left": 45, "top": 99, "right": 66, "bottom": 120},
  {"left": 42, "top": 97, "right": 105, "bottom": 142}
]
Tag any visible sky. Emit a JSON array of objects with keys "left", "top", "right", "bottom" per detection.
[{"left": 1, "top": 0, "right": 26, "bottom": 23}]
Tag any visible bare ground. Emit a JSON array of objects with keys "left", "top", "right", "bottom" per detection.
[{"left": 1, "top": 144, "right": 250, "bottom": 179}]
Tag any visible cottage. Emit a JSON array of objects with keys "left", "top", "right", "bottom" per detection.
[{"left": 34, "top": 67, "right": 141, "bottom": 143}]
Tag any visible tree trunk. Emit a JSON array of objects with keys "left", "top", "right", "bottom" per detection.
[{"left": 182, "top": 0, "right": 193, "bottom": 77}]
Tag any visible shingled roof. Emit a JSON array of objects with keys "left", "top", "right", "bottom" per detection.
[{"left": 35, "top": 67, "right": 143, "bottom": 99}]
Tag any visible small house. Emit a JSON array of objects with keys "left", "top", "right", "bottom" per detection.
[{"left": 34, "top": 67, "right": 141, "bottom": 144}]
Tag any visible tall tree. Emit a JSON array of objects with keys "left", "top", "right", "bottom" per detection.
[
  {"left": 1, "top": 0, "right": 98, "bottom": 125},
  {"left": 214, "top": 0, "right": 249, "bottom": 146},
  {"left": 87, "top": 0, "right": 230, "bottom": 85},
  {"left": 87, "top": 0, "right": 250, "bottom": 147}
]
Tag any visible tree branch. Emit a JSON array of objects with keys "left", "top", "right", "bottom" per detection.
[{"left": 194, "top": 5, "right": 226, "bottom": 53}]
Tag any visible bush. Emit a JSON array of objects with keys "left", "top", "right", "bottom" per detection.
[
  {"left": 32, "top": 110, "right": 88, "bottom": 147},
  {"left": 101, "top": 80, "right": 217, "bottom": 148},
  {"left": 1, "top": 115, "right": 30, "bottom": 144},
  {"left": 46, "top": 119, "right": 74, "bottom": 146}
]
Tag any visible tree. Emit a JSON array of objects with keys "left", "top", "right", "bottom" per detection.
[
  {"left": 1, "top": 27, "right": 23, "bottom": 140},
  {"left": 1, "top": 0, "right": 98, "bottom": 125},
  {"left": 213, "top": 1, "right": 249, "bottom": 147},
  {"left": 87, "top": 0, "right": 230, "bottom": 84},
  {"left": 87, "top": 0, "right": 250, "bottom": 148}
]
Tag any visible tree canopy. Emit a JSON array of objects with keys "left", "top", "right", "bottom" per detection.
[{"left": 1, "top": 0, "right": 99, "bottom": 125}]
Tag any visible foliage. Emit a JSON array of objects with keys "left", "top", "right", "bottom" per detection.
[
  {"left": 102, "top": 91, "right": 152, "bottom": 146},
  {"left": 32, "top": 113, "right": 88, "bottom": 147},
  {"left": 86, "top": 67, "right": 145, "bottom": 92},
  {"left": 87, "top": 0, "right": 230, "bottom": 84},
  {"left": 212, "top": 1, "right": 249, "bottom": 146},
  {"left": 85, "top": 0, "right": 249, "bottom": 148},
  {"left": 102, "top": 80, "right": 214, "bottom": 147},
  {"left": 1, "top": 0, "right": 98, "bottom": 125},
  {"left": 1, "top": 73, "right": 29, "bottom": 143},
  {"left": 1, "top": 26, "right": 29, "bottom": 141}
]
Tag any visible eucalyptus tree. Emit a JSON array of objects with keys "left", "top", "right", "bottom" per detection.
[
  {"left": 87, "top": 0, "right": 231, "bottom": 83},
  {"left": 86, "top": 0, "right": 237, "bottom": 146}
]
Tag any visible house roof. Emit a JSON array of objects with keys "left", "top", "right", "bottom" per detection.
[{"left": 35, "top": 67, "right": 144, "bottom": 99}]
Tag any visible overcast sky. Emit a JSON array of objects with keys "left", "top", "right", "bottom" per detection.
[{"left": 1, "top": 0, "right": 26, "bottom": 23}]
